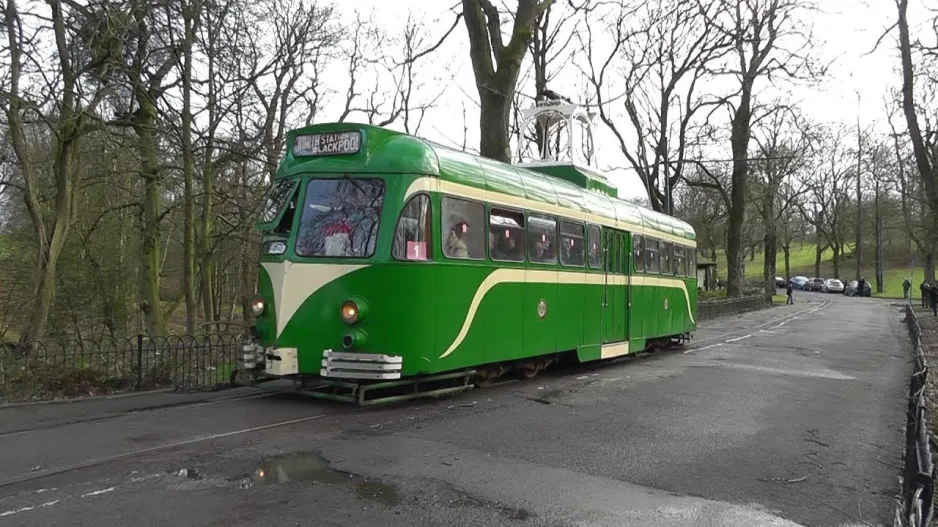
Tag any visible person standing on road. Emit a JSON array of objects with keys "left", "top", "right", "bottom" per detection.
[
  {"left": 903, "top": 277, "right": 912, "bottom": 302},
  {"left": 925, "top": 283, "right": 938, "bottom": 317},
  {"left": 786, "top": 281, "right": 794, "bottom": 305}
]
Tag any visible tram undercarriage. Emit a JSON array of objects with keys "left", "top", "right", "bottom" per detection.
[{"left": 233, "top": 332, "right": 693, "bottom": 405}]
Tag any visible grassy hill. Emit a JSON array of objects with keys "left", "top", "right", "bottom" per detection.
[{"left": 703, "top": 242, "right": 922, "bottom": 299}]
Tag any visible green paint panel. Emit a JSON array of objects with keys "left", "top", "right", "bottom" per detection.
[
  {"left": 518, "top": 170, "right": 560, "bottom": 206},
  {"left": 436, "top": 147, "right": 488, "bottom": 190},
  {"left": 482, "top": 279, "right": 524, "bottom": 363},
  {"left": 555, "top": 280, "right": 586, "bottom": 351},
  {"left": 523, "top": 163, "right": 618, "bottom": 198},
  {"left": 255, "top": 265, "right": 277, "bottom": 343},
  {"left": 581, "top": 271, "right": 603, "bottom": 349},
  {"left": 522, "top": 278, "right": 557, "bottom": 356},
  {"left": 576, "top": 344, "right": 601, "bottom": 362}
]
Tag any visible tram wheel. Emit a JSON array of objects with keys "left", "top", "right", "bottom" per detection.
[{"left": 520, "top": 362, "right": 539, "bottom": 379}]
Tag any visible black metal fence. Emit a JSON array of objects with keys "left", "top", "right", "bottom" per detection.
[
  {"left": 0, "top": 334, "right": 240, "bottom": 403},
  {"left": 902, "top": 305, "right": 936, "bottom": 527},
  {"left": 697, "top": 294, "right": 769, "bottom": 321}
]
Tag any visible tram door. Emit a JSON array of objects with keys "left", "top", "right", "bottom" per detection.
[{"left": 601, "top": 228, "right": 630, "bottom": 344}]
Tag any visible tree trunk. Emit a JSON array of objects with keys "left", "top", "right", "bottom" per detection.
[
  {"left": 814, "top": 237, "right": 823, "bottom": 278},
  {"left": 832, "top": 244, "right": 841, "bottom": 279},
  {"left": 724, "top": 82, "right": 753, "bottom": 297},
  {"left": 135, "top": 101, "right": 167, "bottom": 337},
  {"left": 855, "top": 121, "right": 862, "bottom": 281},
  {"left": 461, "top": 0, "right": 542, "bottom": 162},
  {"left": 181, "top": 2, "right": 198, "bottom": 334},
  {"left": 16, "top": 135, "right": 77, "bottom": 343},
  {"left": 898, "top": 0, "right": 938, "bottom": 282},
  {"left": 201, "top": 10, "right": 219, "bottom": 330},
  {"left": 239, "top": 160, "right": 256, "bottom": 324},
  {"left": 763, "top": 230, "right": 777, "bottom": 302},
  {"left": 783, "top": 244, "right": 791, "bottom": 279},
  {"left": 479, "top": 92, "right": 513, "bottom": 161},
  {"left": 928, "top": 212, "right": 938, "bottom": 282},
  {"left": 6, "top": 0, "right": 82, "bottom": 344},
  {"left": 875, "top": 181, "right": 884, "bottom": 293},
  {"left": 927, "top": 252, "right": 936, "bottom": 283}
]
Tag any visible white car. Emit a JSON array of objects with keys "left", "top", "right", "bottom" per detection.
[{"left": 821, "top": 278, "right": 844, "bottom": 293}]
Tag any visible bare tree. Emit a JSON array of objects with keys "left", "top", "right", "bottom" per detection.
[
  {"left": 749, "top": 105, "right": 812, "bottom": 299},
  {"left": 392, "top": 12, "right": 462, "bottom": 134},
  {"left": 580, "top": 0, "right": 730, "bottom": 213},
  {"left": 894, "top": 0, "right": 938, "bottom": 280},
  {"left": 461, "top": 0, "right": 551, "bottom": 161},
  {"left": 177, "top": 0, "right": 201, "bottom": 334},
  {"left": 800, "top": 125, "right": 853, "bottom": 280},
  {"left": 246, "top": 0, "right": 340, "bottom": 180},
  {"left": 704, "top": 0, "right": 821, "bottom": 297},
  {"left": 887, "top": 98, "right": 930, "bottom": 272},
  {"left": 2, "top": 0, "right": 115, "bottom": 343}
]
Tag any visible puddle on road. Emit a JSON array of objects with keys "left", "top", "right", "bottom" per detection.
[{"left": 254, "top": 451, "right": 401, "bottom": 506}]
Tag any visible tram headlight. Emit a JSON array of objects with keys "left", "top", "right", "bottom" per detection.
[
  {"left": 339, "top": 297, "right": 368, "bottom": 325},
  {"left": 249, "top": 295, "right": 265, "bottom": 317}
]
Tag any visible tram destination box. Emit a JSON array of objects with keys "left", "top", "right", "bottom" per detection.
[{"left": 294, "top": 130, "right": 362, "bottom": 156}]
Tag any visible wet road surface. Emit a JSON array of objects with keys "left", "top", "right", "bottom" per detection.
[{"left": 0, "top": 295, "right": 908, "bottom": 526}]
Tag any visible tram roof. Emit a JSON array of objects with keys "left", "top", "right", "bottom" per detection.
[{"left": 280, "top": 123, "right": 696, "bottom": 243}]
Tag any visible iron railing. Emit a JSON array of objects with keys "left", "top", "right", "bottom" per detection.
[
  {"left": 697, "top": 294, "right": 769, "bottom": 321},
  {"left": 901, "top": 305, "right": 936, "bottom": 527},
  {"left": 0, "top": 334, "right": 240, "bottom": 403}
]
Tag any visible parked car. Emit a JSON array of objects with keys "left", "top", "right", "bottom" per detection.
[
  {"left": 806, "top": 277, "right": 825, "bottom": 291},
  {"left": 821, "top": 278, "right": 844, "bottom": 293},
  {"left": 775, "top": 276, "right": 787, "bottom": 288},
  {"left": 844, "top": 280, "right": 872, "bottom": 297},
  {"left": 790, "top": 276, "right": 809, "bottom": 290}
]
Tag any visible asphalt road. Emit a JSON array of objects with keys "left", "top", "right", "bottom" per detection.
[{"left": 0, "top": 294, "right": 909, "bottom": 527}]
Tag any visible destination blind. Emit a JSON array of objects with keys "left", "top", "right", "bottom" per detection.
[{"left": 294, "top": 131, "right": 362, "bottom": 156}]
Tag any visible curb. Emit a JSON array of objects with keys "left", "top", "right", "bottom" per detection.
[{"left": 0, "top": 387, "right": 177, "bottom": 409}]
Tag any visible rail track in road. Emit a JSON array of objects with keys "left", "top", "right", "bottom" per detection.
[{"left": 0, "top": 301, "right": 829, "bottom": 492}]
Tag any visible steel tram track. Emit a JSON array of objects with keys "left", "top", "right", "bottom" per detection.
[
  {"left": 0, "top": 391, "right": 279, "bottom": 439},
  {"left": 0, "top": 376, "right": 522, "bottom": 491},
  {"left": 0, "top": 303, "right": 827, "bottom": 491}
]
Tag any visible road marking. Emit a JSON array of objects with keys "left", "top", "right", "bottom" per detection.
[
  {"left": 685, "top": 343, "right": 723, "bottom": 354},
  {"left": 81, "top": 487, "right": 114, "bottom": 498},
  {"left": 685, "top": 299, "right": 831, "bottom": 352},
  {"left": 717, "top": 363, "right": 855, "bottom": 380},
  {"left": 725, "top": 334, "right": 752, "bottom": 343},
  {"left": 0, "top": 500, "right": 58, "bottom": 517}
]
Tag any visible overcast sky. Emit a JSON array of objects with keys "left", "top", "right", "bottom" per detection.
[{"left": 327, "top": 0, "right": 920, "bottom": 201}]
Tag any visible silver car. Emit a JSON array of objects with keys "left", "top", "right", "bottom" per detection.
[{"left": 822, "top": 278, "right": 844, "bottom": 293}]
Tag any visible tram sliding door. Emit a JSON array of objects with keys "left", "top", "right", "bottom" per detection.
[{"left": 601, "top": 228, "right": 629, "bottom": 344}]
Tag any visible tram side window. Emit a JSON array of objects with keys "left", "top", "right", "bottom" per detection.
[
  {"left": 527, "top": 213, "right": 558, "bottom": 264},
  {"left": 689, "top": 248, "right": 696, "bottom": 277},
  {"left": 587, "top": 225, "right": 602, "bottom": 269},
  {"left": 489, "top": 208, "right": 525, "bottom": 262},
  {"left": 633, "top": 234, "right": 643, "bottom": 273},
  {"left": 442, "top": 197, "right": 485, "bottom": 260},
  {"left": 673, "top": 245, "right": 686, "bottom": 276},
  {"left": 661, "top": 241, "right": 673, "bottom": 275},
  {"left": 560, "top": 220, "right": 586, "bottom": 267},
  {"left": 644, "top": 238, "right": 660, "bottom": 273},
  {"left": 392, "top": 194, "right": 431, "bottom": 261}
]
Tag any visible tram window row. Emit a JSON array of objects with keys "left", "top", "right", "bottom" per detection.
[{"left": 393, "top": 194, "right": 696, "bottom": 278}]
